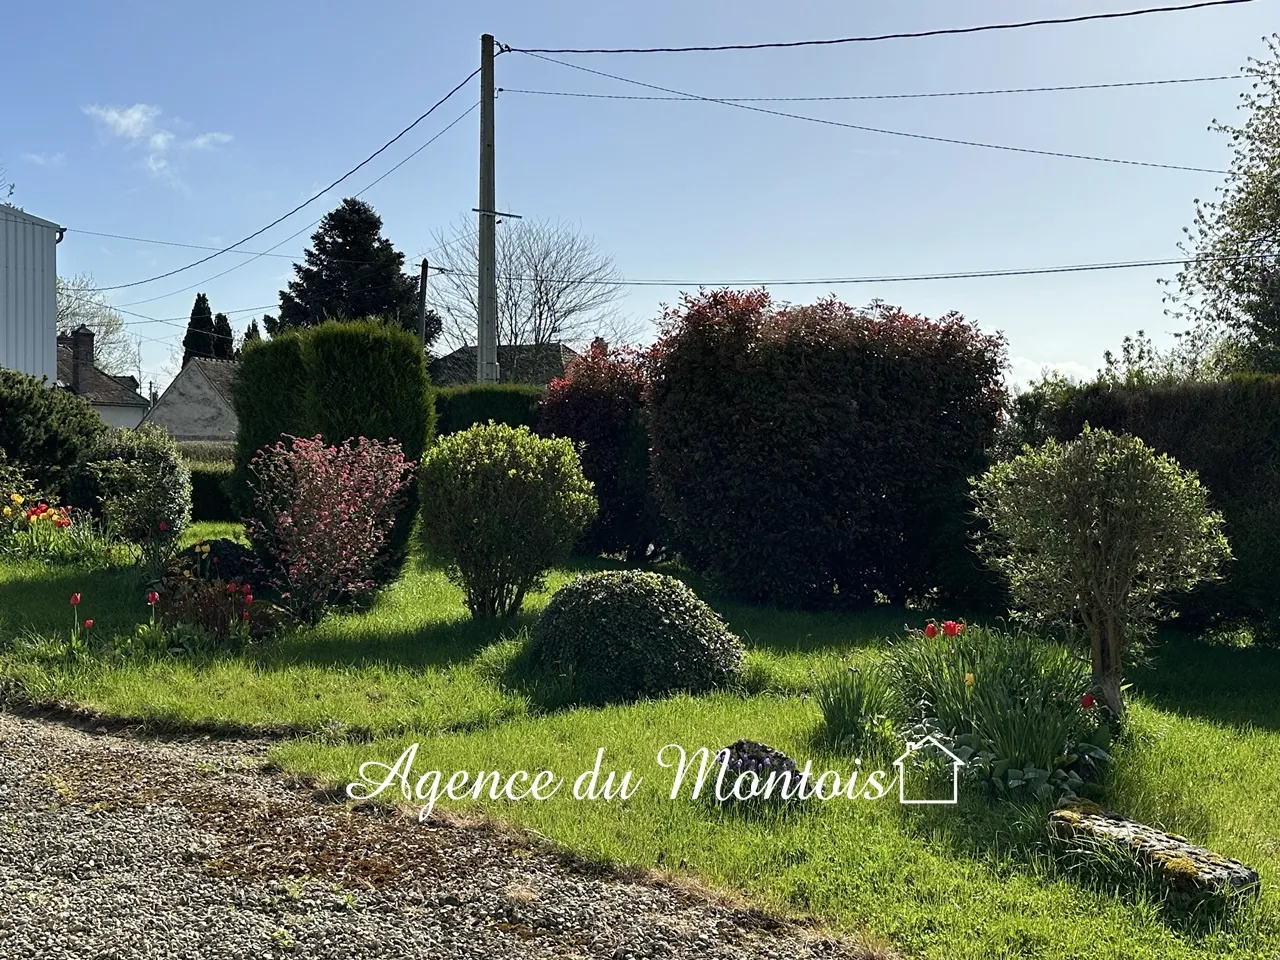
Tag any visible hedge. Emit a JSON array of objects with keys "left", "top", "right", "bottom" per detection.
[
  {"left": 648, "top": 290, "right": 1007, "bottom": 609},
  {"left": 1011, "top": 374, "right": 1280, "bottom": 641},
  {"left": 189, "top": 461, "right": 235, "bottom": 522},
  {"left": 435, "top": 384, "right": 542, "bottom": 436},
  {"left": 230, "top": 319, "right": 434, "bottom": 572},
  {"left": 0, "top": 368, "right": 106, "bottom": 502}
]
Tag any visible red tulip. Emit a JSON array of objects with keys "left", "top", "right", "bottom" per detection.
[
  {"left": 158, "top": 521, "right": 169, "bottom": 532},
  {"left": 83, "top": 619, "right": 93, "bottom": 630},
  {"left": 69, "top": 593, "right": 81, "bottom": 606},
  {"left": 943, "top": 620, "right": 960, "bottom": 637},
  {"left": 243, "top": 594, "right": 253, "bottom": 605},
  {"left": 146, "top": 591, "right": 160, "bottom": 606},
  {"left": 1080, "top": 694, "right": 1096, "bottom": 709},
  {"left": 924, "top": 623, "right": 938, "bottom": 639},
  {"left": 226, "top": 583, "right": 238, "bottom": 595},
  {"left": 240, "top": 611, "right": 250, "bottom": 622}
]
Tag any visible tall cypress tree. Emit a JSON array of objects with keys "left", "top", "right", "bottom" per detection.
[
  {"left": 270, "top": 198, "right": 431, "bottom": 341},
  {"left": 211, "top": 312, "right": 234, "bottom": 360},
  {"left": 182, "top": 293, "right": 215, "bottom": 366}
]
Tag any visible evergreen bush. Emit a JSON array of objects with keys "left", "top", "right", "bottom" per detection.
[
  {"left": 0, "top": 368, "right": 105, "bottom": 500},
  {"left": 529, "top": 569, "right": 745, "bottom": 705},
  {"left": 435, "top": 383, "right": 543, "bottom": 435}
]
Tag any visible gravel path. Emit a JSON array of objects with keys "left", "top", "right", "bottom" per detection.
[{"left": 0, "top": 710, "right": 881, "bottom": 959}]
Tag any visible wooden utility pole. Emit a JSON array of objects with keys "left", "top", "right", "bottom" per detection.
[
  {"left": 477, "top": 33, "right": 498, "bottom": 383},
  {"left": 416, "top": 258, "right": 429, "bottom": 348}
]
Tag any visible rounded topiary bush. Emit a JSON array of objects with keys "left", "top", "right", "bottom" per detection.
[
  {"left": 420, "top": 422, "right": 597, "bottom": 618},
  {"left": 0, "top": 368, "right": 105, "bottom": 500},
  {"left": 528, "top": 569, "right": 745, "bottom": 704}
]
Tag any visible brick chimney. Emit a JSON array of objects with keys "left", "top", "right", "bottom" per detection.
[{"left": 70, "top": 325, "right": 95, "bottom": 392}]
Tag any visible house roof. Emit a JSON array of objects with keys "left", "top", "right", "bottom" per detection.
[
  {"left": 429, "top": 342, "right": 580, "bottom": 387},
  {"left": 56, "top": 343, "right": 149, "bottom": 408},
  {"left": 187, "top": 358, "right": 239, "bottom": 406}
]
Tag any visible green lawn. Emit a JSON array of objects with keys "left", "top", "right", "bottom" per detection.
[{"left": 1, "top": 521, "right": 1277, "bottom": 959}]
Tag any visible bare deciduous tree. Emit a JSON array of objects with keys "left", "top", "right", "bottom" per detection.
[
  {"left": 429, "top": 217, "right": 640, "bottom": 352},
  {"left": 56, "top": 273, "right": 142, "bottom": 377}
]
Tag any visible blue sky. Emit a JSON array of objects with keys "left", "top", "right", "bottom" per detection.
[{"left": 2, "top": 0, "right": 1273, "bottom": 392}]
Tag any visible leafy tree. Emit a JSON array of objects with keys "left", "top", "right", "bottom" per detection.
[
  {"left": 211, "top": 312, "right": 234, "bottom": 360},
  {"left": 181, "top": 293, "right": 215, "bottom": 367},
  {"left": 271, "top": 198, "right": 428, "bottom": 340},
  {"left": 972, "top": 427, "right": 1231, "bottom": 720},
  {"left": 55, "top": 273, "right": 141, "bottom": 376},
  {"left": 1166, "top": 34, "right": 1280, "bottom": 372}
]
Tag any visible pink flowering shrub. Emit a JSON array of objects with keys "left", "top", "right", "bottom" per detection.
[{"left": 247, "top": 434, "right": 416, "bottom": 622}]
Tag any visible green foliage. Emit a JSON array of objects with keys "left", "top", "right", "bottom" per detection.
[
  {"left": 435, "top": 383, "right": 543, "bottom": 435},
  {"left": 647, "top": 290, "right": 1007, "bottom": 608},
  {"left": 973, "top": 427, "right": 1230, "bottom": 716},
  {"left": 1167, "top": 34, "right": 1280, "bottom": 369},
  {"left": 182, "top": 293, "right": 216, "bottom": 366},
  {"left": 884, "top": 624, "right": 1108, "bottom": 801},
  {"left": 815, "top": 664, "right": 898, "bottom": 757},
  {"left": 538, "top": 344, "right": 660, "bottom": 561},
  {"left": 1003, "top": 376, "right": 1280, "bottom": 642},
  {"left": 211, "top": 311, "right": 234, "bottom": 361},
  {"left": 0, "top": 368, "right": 106, "bottom": 500},
  {"left": 188, "top": 461, "right": 235, "bottom": 522},
  {"left": 528, "top": 569, "right": 745, "bottom": 705},
  {"left": 272, "top": 198, "right": 429, "bottom": 339},
  {"left": 419, "top": 423, "right": 596, "bottom": 618},
  {"left": 176, "top": 441, "right": 235, "bottom": 464},
  {"left": 72, "top": 425, "right": 191, "bottom": 576},
  {"left": 230, "top": 320, "right": 432, "bottom": 572}
]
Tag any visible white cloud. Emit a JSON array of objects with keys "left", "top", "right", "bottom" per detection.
[
  {"left": 1007, "top": 356, "right": 1093, "bottom": 392},
  {"left": 21, "top": 152, "right": 65, "bottom": 167},
  {"left": 186, "top": 131, "right": 233, "bottom": 150},
  {"left": 82, "top": 102, "right": 230, "bottom": 186},
  {"left": 83, "top": 103, "right": 162, "bottom": 139}
]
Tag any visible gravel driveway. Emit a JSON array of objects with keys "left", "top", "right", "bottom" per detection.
[{"left": 0, "top": 710, "right": 880, "bottom": 959}]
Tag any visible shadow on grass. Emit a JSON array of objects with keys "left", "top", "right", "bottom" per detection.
[
  {"left": 1131, "top": 630, "right": 1280, "bottom": 732},
  {"left": 0, "top": 562, "right": 150, "bottom": 645}
]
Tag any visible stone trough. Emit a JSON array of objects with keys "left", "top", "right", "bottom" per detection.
[{"left": 1049, "top": 798, "right": 1260, "bottom": 908}]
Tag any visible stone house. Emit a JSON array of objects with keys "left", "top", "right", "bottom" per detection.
[
  {"left": 56, "top": 325, "right": 150, "bottom": 429},
  {"left": 142, "top": 358, "right": 239, "bottom": 442}
]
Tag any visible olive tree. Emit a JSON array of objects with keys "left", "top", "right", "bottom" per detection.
[{"left": 972, "top": 426, "right": 1230, "bottom": 719}]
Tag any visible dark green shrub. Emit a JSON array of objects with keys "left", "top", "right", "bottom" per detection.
[
  {"left": 230, "top": 332, "right": 309, "bottom": 517},
  {"left": 419, "top": 423, "right": 596, "bottom": 618},
  {"left": 435, "top": 383, "right": 542, "bottom": 435},
  {"left": 538, "top": 344, "right": 661, "bottom": 562},
  {"left": 648, "top": 290, "right": 1006, "bottom": 609},
  {"left": 230, "top": 320, "right": 433, "bottom": 575},
  {"left": 1005, "top": 374, "right": 1280, "bottom": 643},
  {"left": 528, "top": 569, "right": 745, "bottom": 704},
  {"left": 0, "top": 368, "right": 105, "bottom": 500},
  {"left": 171, "top": 537, "right": 266, "bottom": 591},
  {"left": 188, "top": 461, "right": 235, "bottom": 522}
]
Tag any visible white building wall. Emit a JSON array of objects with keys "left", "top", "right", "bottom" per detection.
[
  {"left": 96, "top": 404, "right": 148, "bottom": 430},
  {"left": 142, "top": 365, "right": 239, "bottom": 441},
  {"left": 0, "top": 204, "right": 60, "bottom": 383}
]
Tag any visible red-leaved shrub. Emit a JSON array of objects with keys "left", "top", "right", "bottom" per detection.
[
  {"left": 539, "top": 341, "right": 659, "bottom": 561},
  {"left": 247, "top": 435, "right": 416, "bottom": 622},
  {"left": 647, "top": 290, "right": 1007, "bottom": 608}
]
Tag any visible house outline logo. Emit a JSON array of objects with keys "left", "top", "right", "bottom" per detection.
[{"left": 893, "top": 734, "right": 965, "bottom": 805}]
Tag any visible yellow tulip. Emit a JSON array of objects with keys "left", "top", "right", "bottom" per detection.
[
  {"left": 2, "top": 506, "right": 9, "bottom": 517},
  {"left": 964, "top": 672, "right": 975, "bottom": 688},
  {"left": 11, "top": 493, "right": 23, "bottom": 505}
]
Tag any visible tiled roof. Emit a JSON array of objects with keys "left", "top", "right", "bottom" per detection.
[
  {"left": 429, "top": 342, "right": 579, "bottom": 387},
  {"left": 56, "top": 344, "right": 149, "bottom": 407}
]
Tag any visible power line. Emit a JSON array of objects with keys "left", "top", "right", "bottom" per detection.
[
  {"left": 114, "top": 102, "right": 480, "bottom": 308},
  {"left": 92, "top": 68, "right": 481, "bottom": 292},
  {"left": 505, "top": 1, "right": 1256, "bottom": 54},
  {"left": 512, "top": 51, "right": 1228, "bottom": 174},
  {"left": 499, "top": 74, "right": 1240, "bottom": 103}
]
